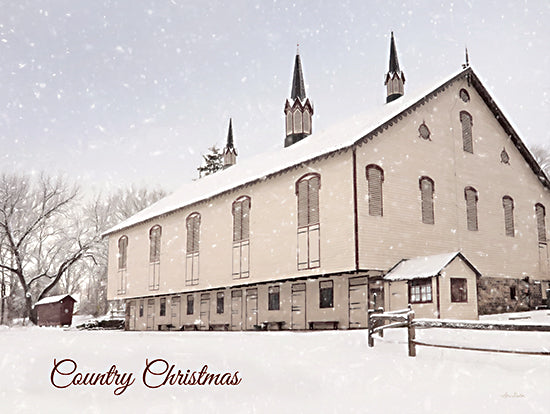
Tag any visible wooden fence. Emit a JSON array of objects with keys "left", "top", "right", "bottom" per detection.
[{"left": 368, "top": 307, "right": 550, "bottom": 357}]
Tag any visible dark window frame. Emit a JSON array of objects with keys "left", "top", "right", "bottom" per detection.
[
  {"left": 118, "top": 236, "right": 128, "bottom": 270},
  {"left": 216, "top": 292, "right": 224, "bottom": 314},
  {"left": 450, "top": 278, "right": 468, "bottom": 303},
  {"left": 149, "top": 225, "right": 162, "bottom": 264},
  {"left": 186, "top": 294, "right": 194, "bottom": 315},
  {"left": 460, "top": 111, "right": 473, "bottom": 153},
  {"left": 139, "top": 300, "right": 144, "bottom": 318},
  {"left": 502, "top": 196, "right": 515, "bottom": 237},
  {"left": 159, "top": 297, "right": 166, "bottom": 317},
  {"left": 319, "top": 280, "right": 334, "bottom": 309},
  {"left": 268, "top": 286, "right": 280, "bottom": 311},
  {"left": 464, "top": 186, "right": 479, "bottom": 231}
]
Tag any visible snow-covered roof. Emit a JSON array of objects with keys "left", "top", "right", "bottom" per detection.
[
  {"left": 104, "top": 68, "right": 471, "bottom": 236},
  {"left": 384, "top": 252, "right": 463, "bottom": 281},
  {"left": 103, "top": 65, "right": 548, "bottom": 236},
  {"left": 35, "top": 294, "right": 76, "bottom": 306}
]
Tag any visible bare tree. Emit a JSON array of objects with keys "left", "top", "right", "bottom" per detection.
[
  {"left": 531, "top": 144, "right": 550, "bottom": 177},
  {"left": 0, "top": 173, "right": 98, "bottom": 324},
  {"left": 77, "top": 186, "right": 166, "bottom": 316}
]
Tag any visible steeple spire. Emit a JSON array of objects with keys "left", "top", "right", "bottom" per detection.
[
  {"left": 222, "top": 118, "right": 237, "bottom": 169},
  {"left": 384, "top": 31, "right": 406, "bottom": 103},
  {"left": 290, "top": 47, "right": 306, "bottom": 101},
  {"left": 284, "top": 47, "right": 314, "bottom": 147},
  {"left": 388, "top": 32, "right": 400, "bottom": 73}
]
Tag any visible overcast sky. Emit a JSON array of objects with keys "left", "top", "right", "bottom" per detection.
[{"left": 1, "top": 0, "right": 548, "bottom": 194}]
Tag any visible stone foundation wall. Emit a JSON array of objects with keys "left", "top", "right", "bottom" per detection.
[{"left": 477, "top": 277, "right": 544, "bottom": 315}]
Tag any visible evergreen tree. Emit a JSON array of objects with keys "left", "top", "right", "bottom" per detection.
[{"left": 197, "top": 145, "right": 224, "bottom": 178}]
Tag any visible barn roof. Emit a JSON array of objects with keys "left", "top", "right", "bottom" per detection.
[
  {"left": 35, "top": 294, "right": 77, "bottom": 306},
  {"left": 103, "top": 67, "right": 549, "bottom": 236},
  {"left": 384, "top": 252, "right": 480, "bottom": 281}
]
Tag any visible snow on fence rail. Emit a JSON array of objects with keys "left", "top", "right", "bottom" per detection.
[{"left": 367, "top": 307, "right": 550, "bottom": 357}]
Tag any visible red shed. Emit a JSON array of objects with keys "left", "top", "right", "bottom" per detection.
[{"left": 35, "top": 294, "right": 77, "bottom": 327}]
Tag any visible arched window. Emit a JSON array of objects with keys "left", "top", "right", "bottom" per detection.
[
  {"left": 118, "top": 236, "right": 128, "bottom": 270},
  {"left": 296, "top": 173, "right": 321, "bottom": 270},
  {"left": 464, "top": 187, "right": 478, "bottom": 231},
  {"left": 502, "top": 196, "right": 515, "bottom": 237},
  {"left": 419, "top": 177, "right": 435, "bottom": 224},
  {"left": 418, "top": 123, "right": 431, "bottom": 140},
  {"left": 186, "top": 213, "right": 200, "bottom": 285},
  {"left": 366, "top": 165, "right": 384, "bottom": 216},
  {"left": 232, "top": 196, "right": 250, "bottom": 279},
  {"left": 117, "top": 236, "right": 128, "bottom": 295},
  {"left": 148, "top": 225, "right": 161, "bottom": 291},
  {"left": 459, "top": 88, "right": 470, "bottom": 103},
  {"left": 293, "top": 108, "right": 302, "bottom": 134},
  {"left": 536, "top": 203, "right": 547, "bottom": 243},
  {"left": 460, "top": 111, "right": 473, "bottom": 153},
  {"left": 149, "top": 225, "right": 161, "bottom": 263}
]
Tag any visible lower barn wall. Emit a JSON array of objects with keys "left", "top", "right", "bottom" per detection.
[{"left": 123, "top": 274, "right": 550, "bottom": 331}]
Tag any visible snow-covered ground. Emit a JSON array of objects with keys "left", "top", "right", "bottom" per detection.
[{"left": 1, "top": 311, "right": 549, "bottom": 414}]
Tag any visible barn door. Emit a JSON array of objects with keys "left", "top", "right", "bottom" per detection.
[
  {"left": 349, "top": 277, "right": 368, "bottom": 329},
  {"left": 245, "top": 288, "right": 258, "bottom": 330},
  {"left": 171, "top": 296, "right": 181, "bottom": 330},
  {"left": 231, "top": 290, "right": 243, "bottom": 331},
  {"left": 128, "top": 301, "right": 136, "bottom": 331},
  {"left": 291, "top": 283, "right": 306, "bottom": 330},
  {"left": 199, "top": 293, "right": 210, "bottom": 330},
  {"left": 146, "top": 299, "right": 155, "bottom": 330}
]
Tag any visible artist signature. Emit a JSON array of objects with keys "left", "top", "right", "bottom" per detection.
[{"left": 501, "top": 392, "right": 525, "bottom": 399}]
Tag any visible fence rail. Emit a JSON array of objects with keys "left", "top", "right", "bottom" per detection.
[{"left": 368, "top": 308, "right": 550, "bottom": 357}]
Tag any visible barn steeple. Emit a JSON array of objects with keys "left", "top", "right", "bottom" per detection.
[
  {"left": 384, "top": 32, "right": 405, "bottom": 103},
  {"left": 222, "top": 118, "right": 237, "bottom": 169},
  {"left": 284, "top": 46, "right": 314, "bottom": 147}
]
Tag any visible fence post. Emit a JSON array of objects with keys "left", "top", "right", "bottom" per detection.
[
  {"left": 407, "top": 310, "right": 416, "bottom": 357},
  {"left": 367, "top": 309, "right": 374, "bottom": 347}
]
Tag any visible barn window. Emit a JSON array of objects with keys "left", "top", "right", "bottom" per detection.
[
  {"left": 460, "top": 111, "right": 473, "bottom": 153},
  {"left": 419, "top": 176, "right": 435, "bottom": 224},
  {"left": 268, "top": 286, "right": 280, "bottom": 311},
  {"left": 232, "top": 196, "right": 250, "bottom": 279},
  {"left": 418, "top": 123, "right": 431, "bottom": 140},
  {"left": 186, "top": 213, "right": 201, "bottom": 286},
  {"left": 459, "top": 88, "right": 470, "bottom": 103},
  {"left": 296, "top": 173, "right": 321, "bottom": 270},
  {"left": 450, "top": 278, "right": 468, "bottom": 303},
  {"left": 149, "top": 225, "right": 161, "bottom": 263},
  {"left": 148, "top": 225, "right": 161, "bottom": 291},
  {"left": 366, "top": 165, "right": 384, "bottom": 216},
  {"left": 319, "top": 280, "right": 334, "bottom": 308},
  {"left": 139, "top": 300, "right": 144, "bottom": 318},
  {"left": 502, "top": 196, "right": 515, "bottom": 237},
  {"left": 464, "top": 187, "right": 479, "bottom": 231},
  {"left": 159, "top": 298, "right": 166, "bottom": 317},
  {"left": 186, "top": 295, "right": 194, "bottom": 315},
  {"left": 117, "top": 236, "right": 128, "bottom": 295},
  {"left": 216, "top": 292, "right": 224, "bottom": 314},
  {"left": 536, "top": 203, "right": 547, "bottom": 243},
  {"left": 409, "top": 278, "right": 433, "bottom": 303},
  {"left": 118, "top": 236, "right": 128, "bottom": 270}
]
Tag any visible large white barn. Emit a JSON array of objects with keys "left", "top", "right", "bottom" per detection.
[{"left": 104, "top": 34, "right": 550, "bottom": 331}]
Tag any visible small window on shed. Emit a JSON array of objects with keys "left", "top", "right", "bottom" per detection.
[
  {"left": 450, "top": 278, "right": 468, "bottom": 302},
  {"left": 410, "top": 279, "right": 433, "bottom": 303},
  {"left": 418, "top": 123, "right": 431, "bottom": 140}
]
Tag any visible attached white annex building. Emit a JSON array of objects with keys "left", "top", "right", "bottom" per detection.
[{"left": 105, "top": 34, "right": 550, "bottom": 331}]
